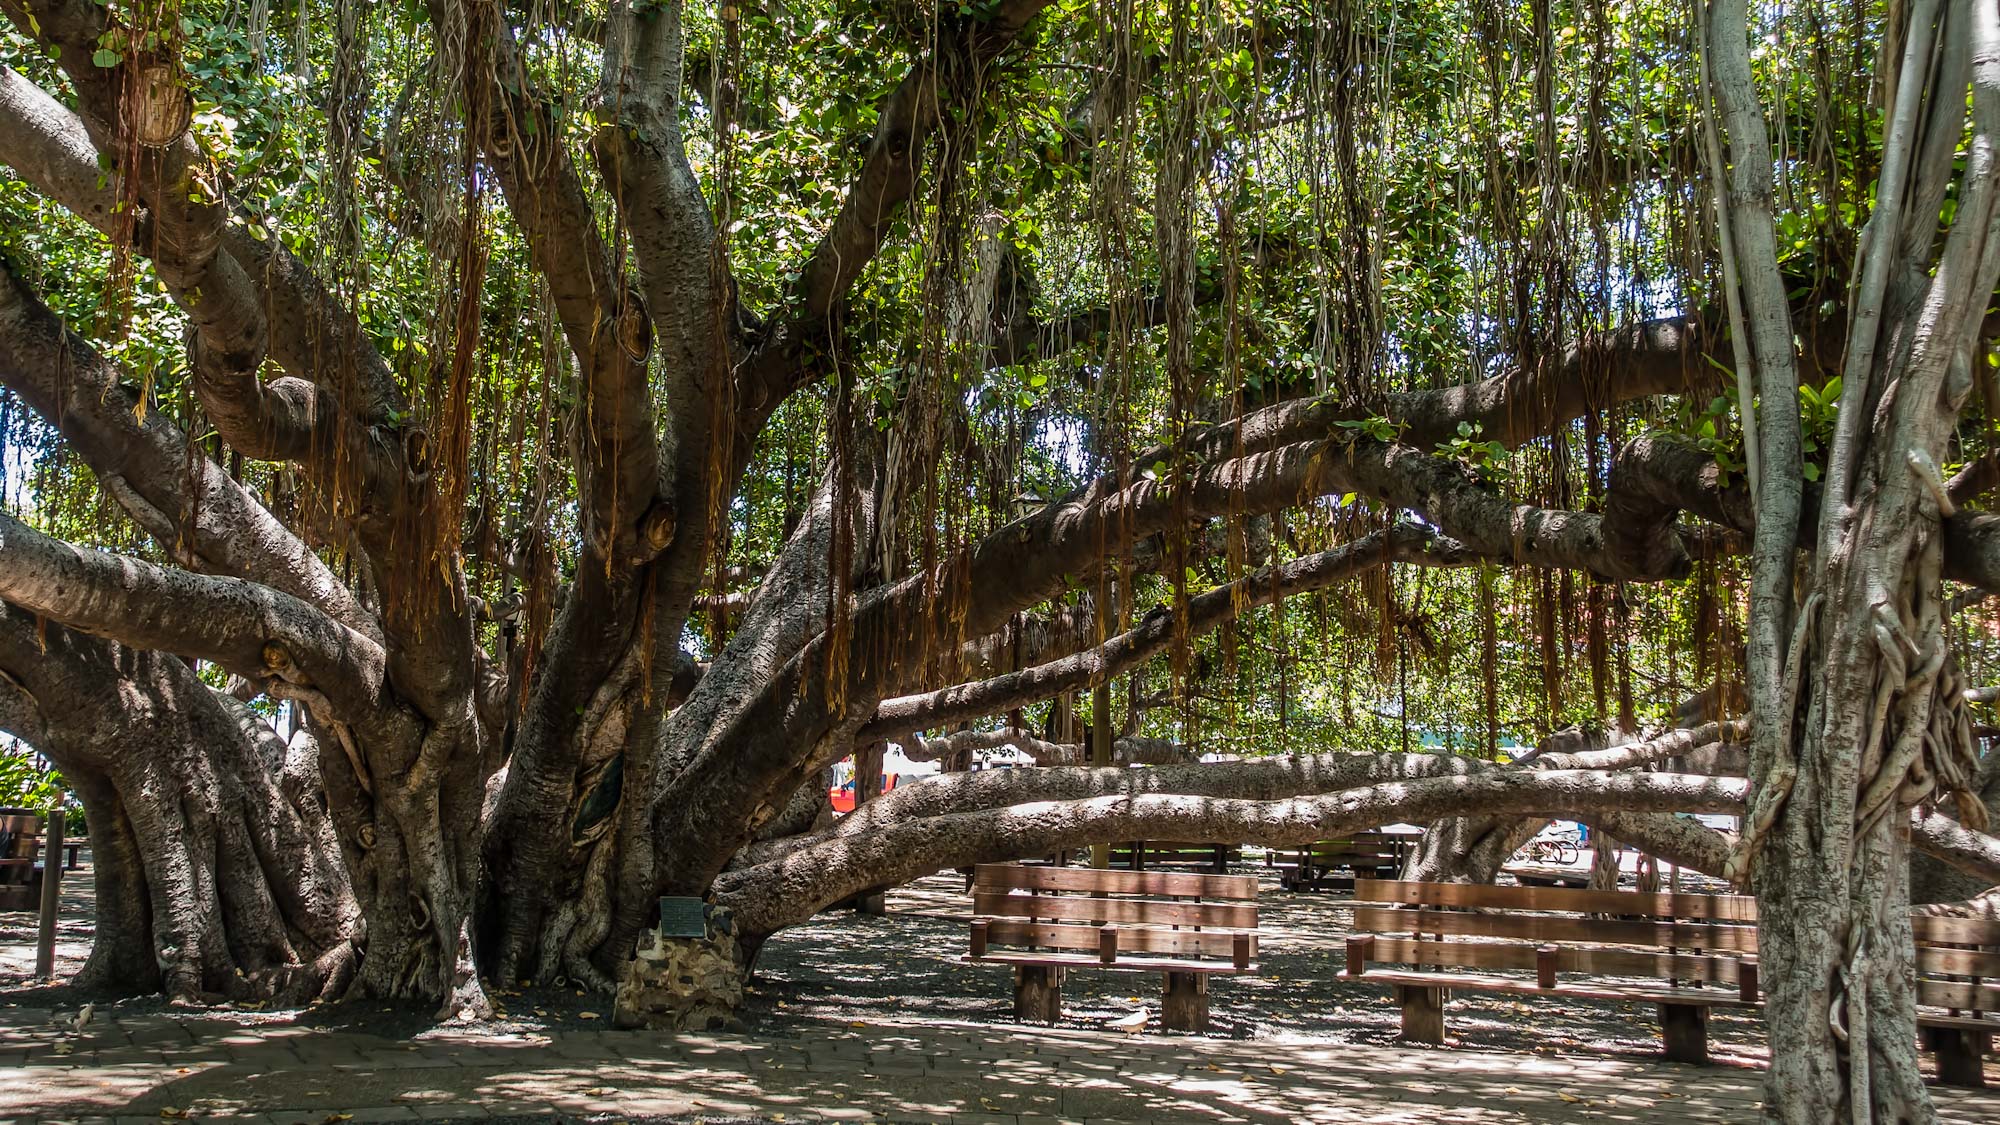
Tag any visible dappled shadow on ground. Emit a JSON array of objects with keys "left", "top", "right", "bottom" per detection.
[
  {"left": 0, "top": 845, "right": 96, "bottom": 989},
  {"left": 1, "top": 856, "right": 1994, "bottom": 1122}
]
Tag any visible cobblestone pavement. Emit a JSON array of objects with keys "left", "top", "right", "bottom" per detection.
[{"left": 4, "top": 1004, "right": 1999, "bottom": 1124}]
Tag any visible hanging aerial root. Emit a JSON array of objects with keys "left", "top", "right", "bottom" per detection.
[
  {"left": 1927, "top": 657, "right": 1989, "bottom": 829},
  {"left": 1726, "top": 592, "right": 1822, "bottom": 884}
]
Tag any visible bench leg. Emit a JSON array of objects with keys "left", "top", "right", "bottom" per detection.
[
  {"left": 1162, "top": 972, "right": 1209, "bottom": 1033},
  {"left": 1014, "top": 966, "right": 1064, "bottom": 1024},
  {"left": 1925, "top": 1026, "right": 1987, "bottom": 1088},
  {"left": 1659, "top": 1003, "right": 1708, "bottom": 1064},
  {"left": 1394, "top": 984, "right": 1446, "bottom": 1044}
]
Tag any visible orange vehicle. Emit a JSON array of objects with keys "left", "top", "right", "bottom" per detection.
[{"left": 829, "top": 772, "right": 902, "bottom": 814}]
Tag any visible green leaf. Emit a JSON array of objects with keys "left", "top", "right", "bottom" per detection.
[{"left": 92, "top": 48, "right": 122, "bottom": 68}]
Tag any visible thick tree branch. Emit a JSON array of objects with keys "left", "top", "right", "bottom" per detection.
[
  {"left": 716, "top": 770, "right": 1750, "bottom": 935},
  {"left": 0, "top": 258, "right": 377, "bottom": 641},
  {"left": 737, "top": 0, "right": 1055, "bottom": 413},
  {"left": 864, "top": 523, "right": 1461, "bottom": 738},
  {"left": 896, "top": 727, "right": 1198, "bottom": 766},
  {"left": 447, "top": 0, "right": 662, "bottom": 572},
  {"left": 0, "top": 62, "right": 415, "bottom": 537},
  {"left": 0, "top": 511, "right": 386, "bottom": 717}
]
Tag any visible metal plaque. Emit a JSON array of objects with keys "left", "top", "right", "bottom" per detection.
[{"left": 657, "top": 896, "right": 708, "bottom": 939}]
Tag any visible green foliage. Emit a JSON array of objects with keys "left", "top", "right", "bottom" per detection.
[
  {"left": 0, "top": 0, "right": 1990, "bottom": 762},
  {"left": 0, "top": 743, "right": 67, "bottom": 816},
  {"left": 1798, "top": 377, "right": 1843, "bottom": 483},
  {"left": 1436, "top": 421, "right": 1509, "bottom": 485}
]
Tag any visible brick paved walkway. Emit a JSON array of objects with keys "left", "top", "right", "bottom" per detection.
[{"left": 2, "top": 1006, "right": 1996, "bottom": 1124}]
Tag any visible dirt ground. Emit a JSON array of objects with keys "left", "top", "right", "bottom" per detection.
[{"left": 3, "top": 849, "right": 1987, "bottom": 1088}]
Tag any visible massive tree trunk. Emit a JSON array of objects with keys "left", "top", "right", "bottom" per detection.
[
  {"left": 1711, "top": 0, "right": 2000, "bottom": 1117},
  {"left": 0, "top": 607, "right": 359, "bottom": 1000}
]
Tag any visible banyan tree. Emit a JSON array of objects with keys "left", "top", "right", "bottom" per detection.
[{"left": 4, "top": 0, "right": 2000, "bottom": 1118}]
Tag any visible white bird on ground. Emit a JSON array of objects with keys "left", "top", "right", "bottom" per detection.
[
  {"left": 1107, "top": 1008, "right": 1148, "bottom": 1034},
  {"left": 73, "top": 1004, "right": 94, "bottom": 1033}
]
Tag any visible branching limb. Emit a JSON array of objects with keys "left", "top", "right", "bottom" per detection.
[
  {"left": 736, "top": 0, "right": 1056, "bottom": 413},
  {"left": 0, "top": 257, "right": 378, "bottom": 641},
  {"left": 0, "top": 511, "right": 387, "bottom": 716},
  {"left": 864, "top": 523, "right": 1460, "bottom": 738},
  {"left": 715, "top": 770, "right": 1750, "bottom": 935},
  {"left": 897, "top": 727, "right": 1199, "bottom": 766}
]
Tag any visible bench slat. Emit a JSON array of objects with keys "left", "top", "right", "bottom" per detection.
[
  {"left": 1367, "top": 935, "right": 1746, "bottom": 986},
  {"left": 1919, "top": 978, "right": 2000, "bottom": 1012},
  {"left": 973, "top": 863, "right": 1256, "bottom": 900},
  {"left": 965, "top": 952, "right": 1253, "bottom": 975},
  {"left": 979, "top": 918, "right": 1253, "bottom": 959},
  {"left": 1918, "top": 945, "right": 2000, "bottom": 978},
  {"left": 1342, "top": 967, "right": 1756, "bottom": 1008},
  {"left": 1913, "top": 915, "right": 2000, "bottom": 944},
  {"left": 1351, "top": 906, "right": 1758, "bottom": 953},
  {"left": 1353, "top": 878, "right": 1756, "bottom": 922},
  {"left": 974, "top": 890, "right": 1256, "bottom": 929}
]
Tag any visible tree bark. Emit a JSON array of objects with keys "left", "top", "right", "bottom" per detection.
[{"left": 0, "top": 606, "right": 359, "bottom": 1001}]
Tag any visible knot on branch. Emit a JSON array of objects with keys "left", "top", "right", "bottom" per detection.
[
  {"left": 129, "top": 61, "right": 191, "bottom": 149},
  {"left": 261, "top": 642, "right": 298, "bottom": 681},
  {"left": 638, "top": 501, "right": 677, "bottom": 560},
  {"left": 402, "top": 426, "right": 433, "bottom": 483},
  {"left": 617, "top": 292, "right": 652, "bottom": 362}
]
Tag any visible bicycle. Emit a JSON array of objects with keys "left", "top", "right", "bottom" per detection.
[{"left": 1524, "top": 833, "right": 1580, "bottom": 866}]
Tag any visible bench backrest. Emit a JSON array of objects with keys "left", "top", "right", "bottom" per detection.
[
  {"left": 1350, "top": 878, "right": 1761, "bottom": 997},
  {"left": 1352, "top": 880, "right": 2000, "bottom": 1013},
  {"left": 1912, "top": 915, "right": 2000, "bottom": 1015},
  {"left": 1277, "top": 834, "right": 1406, "bottom": 862},
  {"left": 970, "top": 863, "right": 1258, "bottom": 968},
  {"left": 0, "top": 813, "right": 47, "bottom": 879}
]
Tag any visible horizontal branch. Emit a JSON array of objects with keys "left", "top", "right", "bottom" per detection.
[
  {"left": 0, "top": 259, "right": 378, "bottom": 641},
  {"left": 897, "top": 727, "right": 1198, "bottom": 767},
  {"left": 716, "top": 770, "right": 1750, "bottom": 935},
  {"left": 864, "top": 523, "right": 1459, "bottom": 737},
  {"left": 0, "top": 511, "right": 386, "bottom": 717}
]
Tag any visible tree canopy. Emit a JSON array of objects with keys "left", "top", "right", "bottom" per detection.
[{"left": 5, "top": 0, "right": 2000, "bottom": 1119}]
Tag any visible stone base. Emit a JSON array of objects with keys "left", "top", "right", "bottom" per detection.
[{"left": 614, "top": 903, "right": 747, "bottom": 1031}]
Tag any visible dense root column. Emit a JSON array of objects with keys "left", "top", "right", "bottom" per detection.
[{"left": 0, "top": 609, "right": 360, "bottom": 1001}]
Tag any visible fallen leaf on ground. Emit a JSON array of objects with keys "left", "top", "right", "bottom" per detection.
[
  {"left": 584, "top": 1087, "right": 616, "bottom": 1096},
  {"left": 158, "top": 1110, "right": 187, "bottom": 1120},
  {"left": 1268, "top": 1066, "right": 1285, "bottom": 1075},
  {"left": 1558, "top": 1092, "right": 1582, "bottom": 1103},
  {"left": 578, "top": 1011, "right": 601, "bottom": 1020},
  {"left": 323, "top": 1115, "right": 353, "bottom": 1123}
]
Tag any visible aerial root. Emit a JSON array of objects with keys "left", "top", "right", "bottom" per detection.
[{"left": 1726, "top": 592, "right": 1822, "bottom": 884}]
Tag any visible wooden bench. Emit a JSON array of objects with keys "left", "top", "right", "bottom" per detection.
[
  {"left": 1267, "top": 832, "right": 1408, "bottom": 891},
  {"left": 0, "top": 809, "right": 69, "bottom": 978},
  {"left": 1913, "top": 913, "right": 2000, "bottom": 1086},
  {"left": 1107, "top": 841, "right": 1241, "bottom": 874},
  {"left": 1342, "top": 879, "right": 2000, "bottom": 1084},
  {"left": 965, "top": 862, "right": 1259, "bottom": 1032},
  {"left": 0, "top": 812, "right": 75, "bottom": 911}
]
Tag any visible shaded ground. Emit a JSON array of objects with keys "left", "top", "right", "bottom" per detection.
[
  {"left": 0, "top": 845, "right": 94, "bottom": 986},
  {"left": 2, "top": 851, "right": 1996, "bottom": 1122}
]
